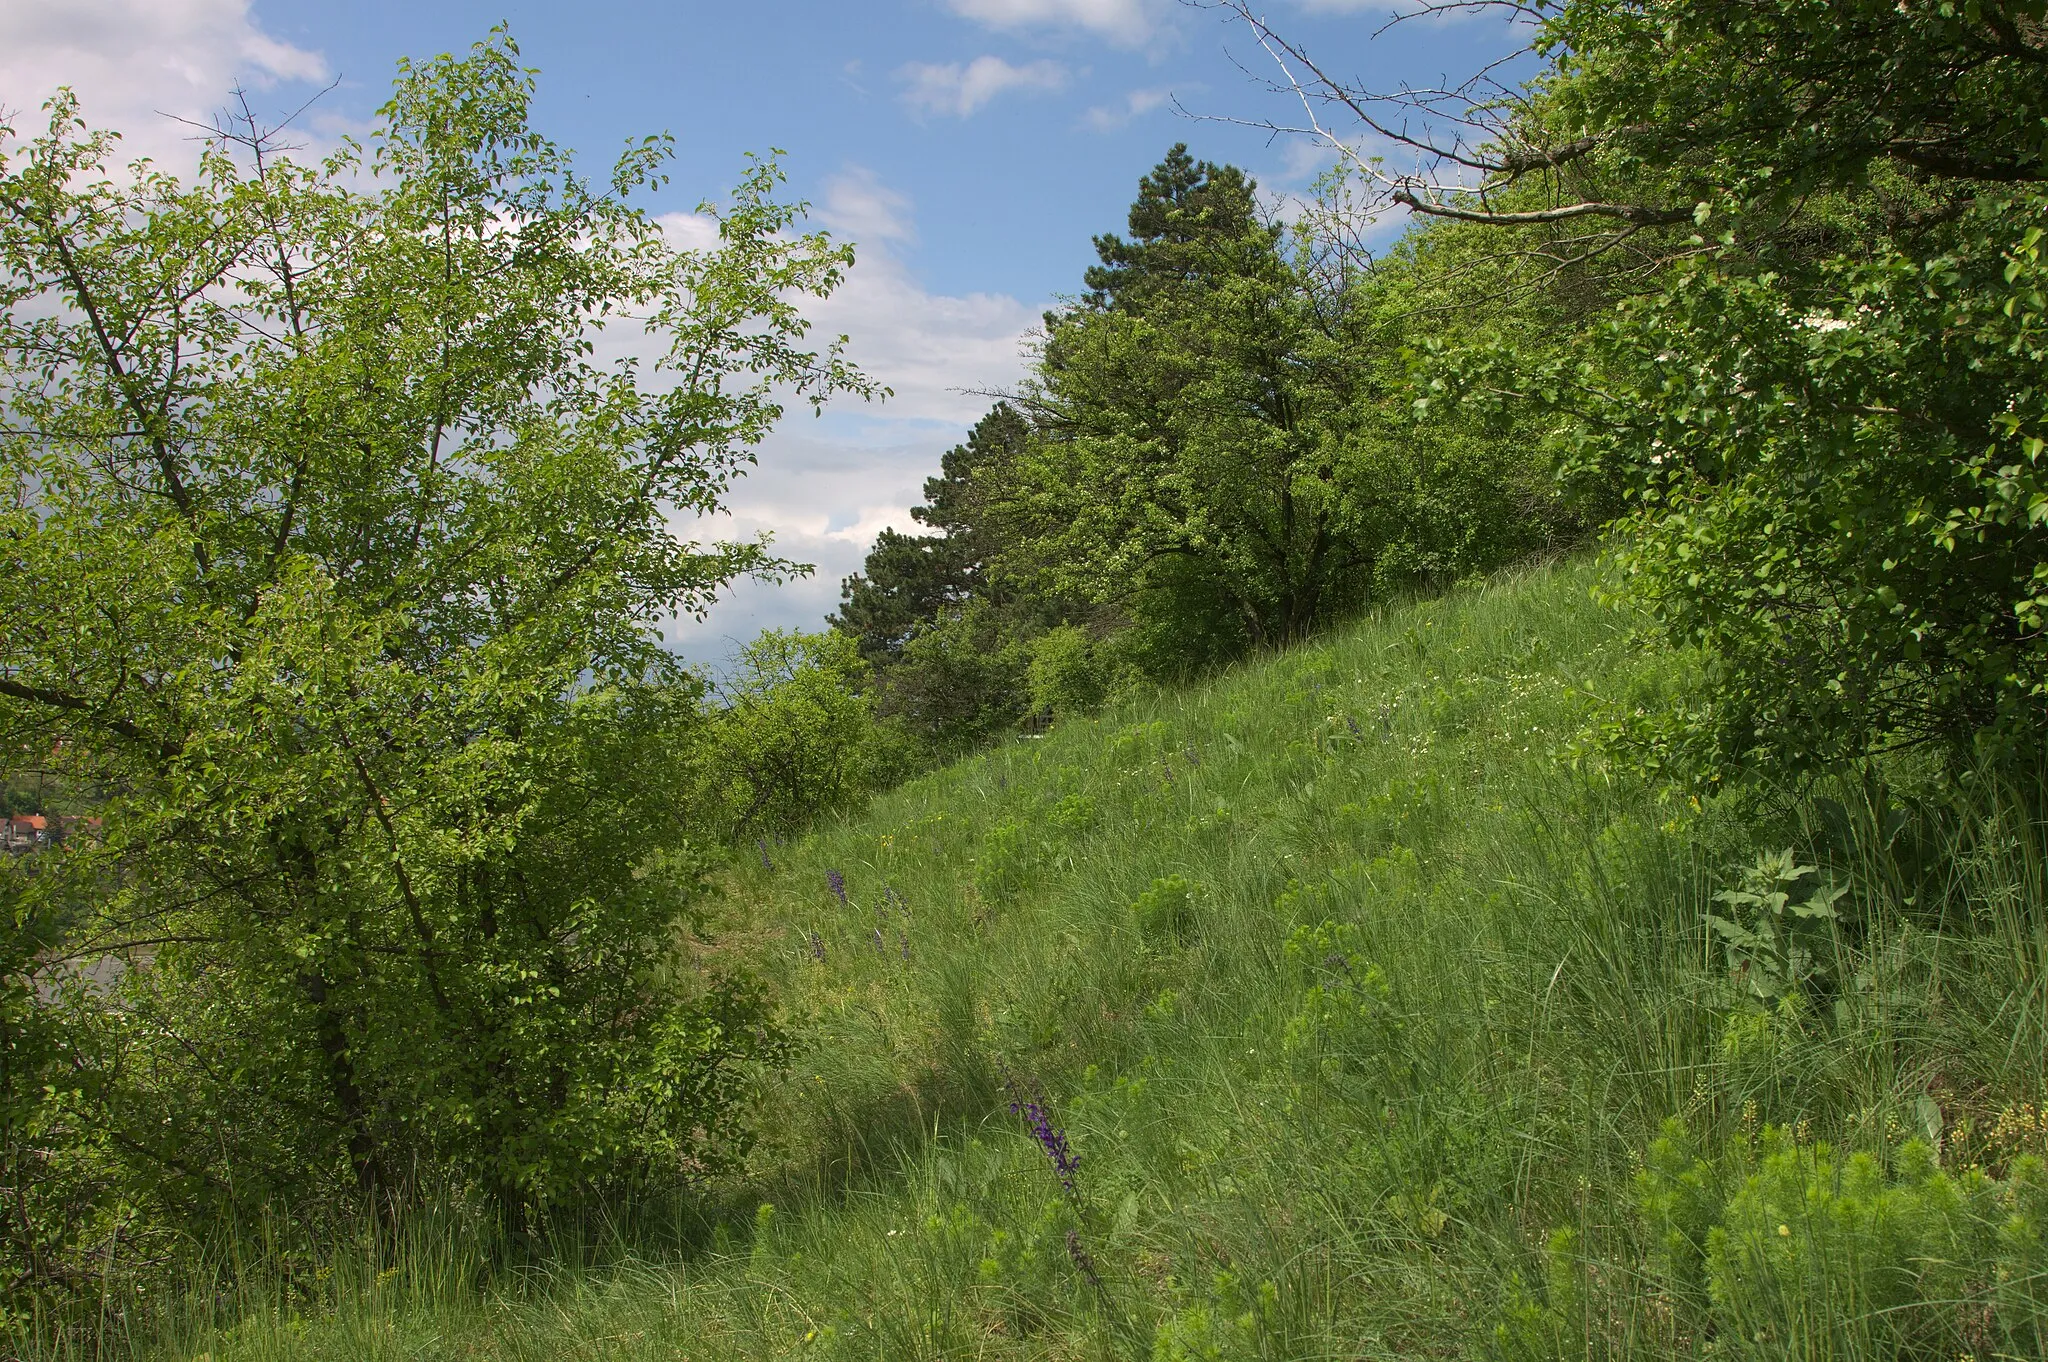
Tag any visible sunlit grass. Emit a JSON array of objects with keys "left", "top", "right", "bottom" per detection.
[{"left": 29, "top": 557, "right": 2048, "bottom": 1360}]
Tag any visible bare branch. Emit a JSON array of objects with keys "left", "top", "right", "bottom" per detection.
[{"left": 1393, "top": 189, "right": 1691, "bottom": 226}]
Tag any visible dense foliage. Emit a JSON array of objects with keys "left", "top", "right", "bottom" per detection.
[
  {"left": 1248, "top": 0, "right": 2048, "bottom": 770},
  {"left": 686, "top": 630, "right": 913, "bottom": 842},
  {"left": 1544, "top": 200, "right": 2048, "bottom": 770},
  {"left": 832, "top": 404, "right": 1048, "bottom": 747},
  {"left": 1518, "top": 0, "right": 2048, "bottom": 769},
  {"left": 837, "top": 146, "right": 1569, "bottom": 743},
  {"left": 0, "top": 33, "right": 872, "bottom": 1306}
]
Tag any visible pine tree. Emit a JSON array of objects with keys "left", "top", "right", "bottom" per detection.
[
  {"left": 831, "top": 403, "right": 1031, "bottom": 661},
  {"left": 1083, "top": 143, "right": 1270, "bottom": 312}
]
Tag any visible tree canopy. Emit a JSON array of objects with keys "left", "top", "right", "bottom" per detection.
[
  {"left": 1214, "top": 0, "right": 2048, "bottom": 771},
  {"left": 0, "top": 30, "right": 874, "bottom": 1272}
]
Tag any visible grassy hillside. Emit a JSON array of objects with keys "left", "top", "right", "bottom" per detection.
[{"left": 101, "top": 560, "right": 2048, "bottom": 1359}]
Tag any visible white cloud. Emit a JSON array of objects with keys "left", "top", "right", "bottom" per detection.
[
  {"left": 652, "top": 210, "right": 723, "bottom": 254},
  {"left": 646, "top": 196, "right": 1034, "bottom": 408},
  {"left": 897, "top": 55, "right": 1069, "bottom": 118},
  {"left": 944, "top": 0, "right": 1163, "bottom": 46},
  {"left": 1279, "top": 136, "right": 1344, "bottom": 183},
  {"left": 0, "top": 0, "right": 329, "bottom": 169},
  {"left": 662, "top": 429, "right": 955, "bottom": 666},
  {"left": 818, "top": 166, "right": 917, "bottom": 246},
  {"left": 804, "top": 239, "right": 1037, "bottom": 426},
  {"left": 1082, "top": 85, "right": 1174, "bottom": 132}
]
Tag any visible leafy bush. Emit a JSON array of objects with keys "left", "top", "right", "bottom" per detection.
[
  {"left": 1152, "top": 1272, "right": 1282, "bottom": 1362},
  {"left": 1708, "top": 850, "right": 1848, "bottom": 1002},
  {"left": 1129, "top": 875, "right": 1195, "bottom": 947},
  {"left": 0, "top": 886, "right": 130, "bottom": 1320},
  {"left": 692, "top": 630, "right": 912, "bottom": 840},
  {"left": 1047, "top": 793, "right": 1099, "bottom": 836},
  {"left": 1279, "top": 919, "right": 1404, "bottom": 1092},
  {"left": 1027, "top": 625, "right": 1117, "bottom": 722},
  {"left": 977, "top": 821, "right": 1035, "bottom": 907},
  {"left": 887, "top": 602, "right": 1037, "bottom": 748},
  {"left": 1584, "top": 200, "right": 2048, "bottom": 771}
]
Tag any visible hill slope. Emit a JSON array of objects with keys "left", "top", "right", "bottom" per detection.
[{"left": 163, "top": 559, "right": 2048, "bottom": 1360}]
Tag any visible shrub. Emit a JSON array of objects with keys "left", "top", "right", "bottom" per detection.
[
  {"left": 1129, "top": 875, "right": 1195, "bottom": 947},
  {"left": 1152, "top": 1273, "right": 1282, "bottom": 1362},
  {"left": 693, "top": 630, "right": 912, "bottom": 840},
  {"left": 1028, "top": 625, "right": 1115, "bottom": 721},
  {"left": 1708, "top": 850, "right": 1847, "bottom": 1002},
  {"left": 1577, "top": 198, "right": 2048, "bottom": 772},
  {"left": 977, "top": 821, "right": 1035, "bottom": 906},
  {"left": 875, "top": 602, "right": 1037, "bottom": 749},
  {"left": 1636, "top": 1121, "right": 2048, "bottom": 1358},
  {"left": 1279, "top": 920, "right": 1405, "bottom": 1092},
  {"left": 0, "top": 31, "right": 852, "bottom": 1293}
]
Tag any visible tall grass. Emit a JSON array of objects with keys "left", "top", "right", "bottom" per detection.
[{"left": 20, "top": 558, "right": 2048, "bottom": 1359}]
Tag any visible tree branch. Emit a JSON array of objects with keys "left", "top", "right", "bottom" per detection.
[
  {"left": 1392, "top": 190, "right": 1693, "bottom": 227},
  {"left": 0, "top": 674, "right": 164, "bottom": 749}
]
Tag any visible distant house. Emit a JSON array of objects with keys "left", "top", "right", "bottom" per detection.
[{"left": 3, "top": 813, "right": 48, "bottom": 852}]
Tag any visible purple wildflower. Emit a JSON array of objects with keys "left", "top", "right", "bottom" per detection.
[
  {"left": 826, "top": 868, "right": 847, "bottom": 905},
  {"left": 872, "top": 926, "right": 887, "bottom": 953},
  {"left": 808, "top": 930, "right": 826, "bottom": 962},
  {"left": 758, "top": 839, "right": 776, "bottom": 871},
  {"left": 1011, "top": 1096, "right": 1080, "bottom": 1194},
  {"left": 1184, "top": 744, "right": 1202, "bottom": 768},
  {"left": 1345, "top": 714, "right": 1363, "bottom": 740}
]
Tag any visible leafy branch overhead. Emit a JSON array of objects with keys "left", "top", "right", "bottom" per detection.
[{"left": 1209, "top": 0, "right": 2048, "bottom": 239}]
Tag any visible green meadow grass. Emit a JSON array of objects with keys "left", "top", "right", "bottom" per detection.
[{"left": 31, "top": 558, "right": 2048, "bottom": 1360}]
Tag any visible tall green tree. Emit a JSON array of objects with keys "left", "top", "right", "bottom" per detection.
[
  {"left": 832, "top": 404, "right": 1048, "bottom": 746},
  {"left": 0, "top": 30, "right": 874, "bottom": 1257},
  {"left": 1084, "top": 144, "right": 1265, "bottom": 311},
  {"left": 1010, "top": 151, "right": 1350, "bottom": 654},
  {"left": 831, "top": 402, "right": 1030, "bottom": 664},
  {"left": 1008, "top": 148, "right": 1555, "bottom": 661}
]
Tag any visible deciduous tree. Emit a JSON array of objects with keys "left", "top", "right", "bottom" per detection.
[{"left": 0, "top": 31, "right": 874, "bottom": 1264}]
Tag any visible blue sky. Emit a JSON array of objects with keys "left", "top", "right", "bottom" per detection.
[{"left": 6, "top": 0, "right": 1529, "bottom": 667}]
